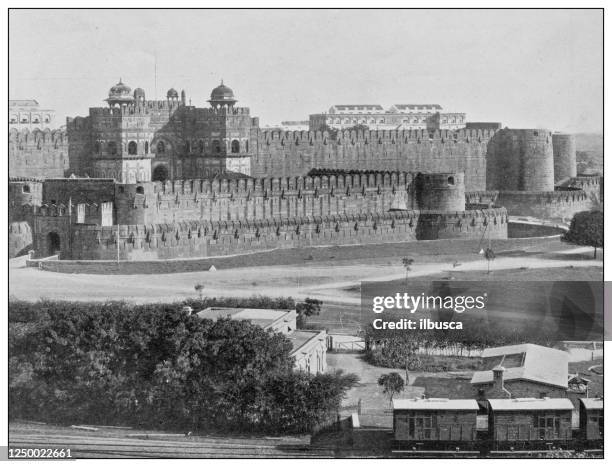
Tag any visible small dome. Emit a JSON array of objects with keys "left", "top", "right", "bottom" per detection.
[
  {"left": 167, "top": 88, "right": 179, "bottom": 98},
  {"left": 210, "top": 83, "right": 234, "bottom": 100},
  {"left": 208, "top": 81, "right": 237, "bottom": 107},
  {"left": 109, "top": 79, "right": 131, "bottom": 96},
  {"left": 106, "top": 79, "right": 134, "bottom": 105},
  {"left": 133, "top": 87, "right": 145, "bottom": 99}
]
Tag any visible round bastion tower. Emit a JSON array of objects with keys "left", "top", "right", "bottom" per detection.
[
  {"left": 415, "top": 172, "right": 466, "bottom": 212},
  {"left": 552, "top": 133, "right": 577, "bottom": 183},
  {"left": 486, "top": 129, "right": 555, "bottom": 192}
]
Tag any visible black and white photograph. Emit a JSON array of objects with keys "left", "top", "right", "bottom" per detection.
[{"left": 3, "top": 5, "right": 607, "bottom": 461}]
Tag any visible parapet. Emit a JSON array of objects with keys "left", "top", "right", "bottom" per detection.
[{"left": 148, "top": 171, "right": 415, "bottom": 195}]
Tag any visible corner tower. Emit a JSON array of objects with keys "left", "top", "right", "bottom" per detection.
[{"left": 203, "top": 82, "right": 256, "bottom": 176}]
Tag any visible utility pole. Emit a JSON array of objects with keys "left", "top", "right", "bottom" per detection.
[{"left": 117, "top": 225, "right": 120, "bottom": 264}]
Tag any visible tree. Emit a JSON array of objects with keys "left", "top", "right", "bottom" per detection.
[
  {"left": 401, "top": 257, "right": 414, "bottom": 281},
  {"left": 194, "top": 283, "right": 204, "bottom": 299},
  {"left": 563, "top": 210, "right": 603, "bottom": 258},
  {"left": 484, "top": 248, "right": 495, "bottom": 274},
  {"left": 296, "top": 298, "right": 323, "bottom": 328},
  {"left": 377, "top": 372, "right": 405, "bottom": 406}
]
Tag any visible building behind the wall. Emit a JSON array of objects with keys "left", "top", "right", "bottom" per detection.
[
  {"left": 9, "top": 100, "right": 57, "bottom": 131},
  {"left": 309, "top": 104, "right": 466, "bottom": 131}
]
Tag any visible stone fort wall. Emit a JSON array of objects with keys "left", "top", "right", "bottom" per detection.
[
  {"left": 496, "top": 189, "right": 594, "bottom": 220},
  {"left": 112, "top": 171, "right": 465, "bottom": 225},
  {"left": 9, "top": 129, "right": 69, "bottom": 178},
  {"left": 246, "top": 128, "right": 493, "bottom": 192},
  {"left": 33, "top": 207, "right": 508, "bottom": 260}
]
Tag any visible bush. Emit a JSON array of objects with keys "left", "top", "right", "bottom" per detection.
[{"left": 9, "top": 299, "right": 356, "bottom": 434}]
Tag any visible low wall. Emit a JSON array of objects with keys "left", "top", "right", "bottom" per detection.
[
  {"left": 507, "top": 222, "right": 566, "bottom": 238},
  {"left": 496, "top": 189, "right": 592, "bottom": 221}
]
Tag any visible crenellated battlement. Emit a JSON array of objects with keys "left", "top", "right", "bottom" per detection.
[
  {"left": 145, "top": 170, "right": 415, "bottom": 195},
  {"left": 50, "top": 206, "right": 507, "bottom": 261}
]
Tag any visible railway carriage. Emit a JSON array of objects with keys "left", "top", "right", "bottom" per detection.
[
  {"left": 578, "top": 397, "right": 604, "bottom": 449},
  {"left": 487, "top": 398, "right": 574, "bottom": 451},
  {"left": 392, "top": 398, "right": 480, "bottom": 452}
]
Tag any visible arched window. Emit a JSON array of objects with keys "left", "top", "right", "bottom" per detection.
[
  {"left": 144, "top": 141, "right": 149, "bottom": 154},
  {"left": 213, "top": 140, "right": 221, "bottom": 154},
  {"left": 10, "top": 115, "right": 17, "bottom": 123},
  {"left": 108, "top": 141, "right": 117, "bottom": 155},
  {"left": 157, "top": 141, "right": 166, "bottom": 154},
  {"left": 44, "top": 115, "right": 51, "bottom": 123},
  {"left": 152, "top": 164, "right": 169, "bottom": 182},
  {"left": 231, "top": 139, "right": 240, "bottom": 153},
  {"left": 21, "top": 116, "right": 29, "bottom": 123},
  {"left": 136, "top": 186, "right": 144, "bottom": 194},
  {"left": 448, "top": 176, "right": 455, "bottom": 186},
  {"left": 32, "top": 115, "right": 40, "bottom": 123},
  {"left": 128, "top": 141, "right": 138, "bottom": 155},
  {"left": 22, "top": 185, "right": 30, "bottom": 193},
  {"left": 94, "top": 141, "right": 101, "bottom": 154}
]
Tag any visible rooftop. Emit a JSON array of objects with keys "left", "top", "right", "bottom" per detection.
[
  {"left": 471, "top": 343, "right": 569, "bottom": 389},
  {"left": 286, "top": 330, "right": 325, "bottom": 354},
  {"left": 488, "top": 398, "right": 574, "bottom": 411},
  {"left": 393, "top": 398, "right": 479, "bottom": 411},
  {"left": 580, "top": 398, "right": 604, "bottom": 410},
  {"left": 393, "top": 104, "right": 443, "bottom": 110},
  {"left": 332, "top": 104, "right": 384, "bottom": 110},
  {"left": 9, "top": 99, "right": 40, "bottom": 107}
]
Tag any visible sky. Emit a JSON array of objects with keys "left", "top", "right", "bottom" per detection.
[{"left": 9, "top": 9, "right": 603, "bottom": 132}]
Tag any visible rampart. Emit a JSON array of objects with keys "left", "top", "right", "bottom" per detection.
[
  {"left": 114, "top": 172, "right": 419, "bottom": 225},
  {"left": 112, "top": 170, "right": 467, "bottom": 224},
  {"left": 495, "top": 189, "right": 593, "bottom": 220},
  {"left": 34, "top": 207, "right": 507, "bottom": 260},
  {"left": 250, "top": 128, "right": 494, "bottom": 191},
  {"left": 9, "top": 128, "right": 69, "bottom": 178}
]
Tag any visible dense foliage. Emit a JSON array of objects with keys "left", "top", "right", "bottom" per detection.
[
  {"left": 9, "top": 298, "right": 356, "bottom": 434},
  {"left": 563, "top": 210, "right": 604, "bottom": 258},
  {"left": 364, "top": 311, "right": 561, "bottom": 369}
]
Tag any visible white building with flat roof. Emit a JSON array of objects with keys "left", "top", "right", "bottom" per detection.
[
  {"left": 9, "top": 99, "right": 57, "bottom": 130},
  {"left": 309, "top": 103, "right": 466, "bottom": 131}
]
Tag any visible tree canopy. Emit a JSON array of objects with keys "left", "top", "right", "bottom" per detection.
[
  {"left": 562, "top": 210, "right": 603, "bottom": 258},
  {"left": 378, "top": 372, "right": 405, "bottom": 405},
  {"left": 9, "top": 298, "right": 356, "bottom": 434}
]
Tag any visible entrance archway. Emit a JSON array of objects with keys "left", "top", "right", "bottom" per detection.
[
  {"left": 47, "top": 232, "right": 61, "bottom": 256},
  {"left": 152, "top": 165, "right": 169, "bottom": 182}
]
